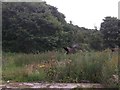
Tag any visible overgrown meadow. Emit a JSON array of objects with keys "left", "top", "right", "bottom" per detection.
[{"left": 2, "top": 49, "right": 119, "bottom": 88}]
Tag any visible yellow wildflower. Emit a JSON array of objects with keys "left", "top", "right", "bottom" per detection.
[{"left": 39, "top": 64, "right": 45, "bottom": 68}]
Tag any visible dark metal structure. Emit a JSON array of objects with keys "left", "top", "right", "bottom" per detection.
[{"left": 63, "top": 44, "right": 82, "bottom": 54}]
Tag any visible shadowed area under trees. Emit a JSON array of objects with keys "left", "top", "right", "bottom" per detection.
[{"left": 2, "top": 2, "right": 120, "bottom": 53}]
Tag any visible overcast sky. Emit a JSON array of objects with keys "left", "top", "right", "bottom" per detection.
[{"left": 44, "top": 0, "right": 119, "bottom": 30}]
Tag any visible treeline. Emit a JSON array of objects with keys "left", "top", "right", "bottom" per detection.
[{"left": 2, "top": 2, "right": 120, "bottom": 53}]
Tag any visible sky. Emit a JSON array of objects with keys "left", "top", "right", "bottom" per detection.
[{"left": 44, "top": 0, "right": 119, "bottom": 30}]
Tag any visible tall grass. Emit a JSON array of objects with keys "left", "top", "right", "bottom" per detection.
[{"left": 2, "top": 50, "right": 118, "bottom": 87}]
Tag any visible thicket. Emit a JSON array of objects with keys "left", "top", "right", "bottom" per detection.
[
  {"left": 2, "top": 2, "right": 119, "bottom": 53},
  {"left": 2, "top": 50, "right": 119, "bottom": 87}
]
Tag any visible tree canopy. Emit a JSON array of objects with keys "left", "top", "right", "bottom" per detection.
[
  {"left": 100, "top": 16, "right": 120, "bottom": 48},
  {"left": 2, "top": 2, "right": 119, "bottom": 53}
]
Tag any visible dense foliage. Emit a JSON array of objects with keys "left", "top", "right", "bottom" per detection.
[
  {"left": 2, "top": 50, "right": 119, "bottom": 87},
  {"left": 100, "top": 17, "right": 120, "bottom": 49},
  {"left": 2, "top": 2, "right": 67, "bottom": 53},
  {"left": 2, "top": 2, "right": 119, "bottom": 87},
  {"left": 2, "top": 2, "right": 119, "bottom": 53}
]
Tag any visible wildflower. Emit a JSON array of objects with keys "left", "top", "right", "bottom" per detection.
[
  {"left": 7, "top": 80, "right": 10, "bottom": 83},
  {"left": 39, "top": 64, "right": 45, "bottom": 68}
]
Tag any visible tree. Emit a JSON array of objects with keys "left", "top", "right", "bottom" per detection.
[
  {"left": 3, "top": 2, "right": 112, "bottom": 53},
  {"left": 100, "top": 17, "right": 119, "bottom": 48},
  {"left": 88, "top": 30, "right": 103, "bottom": 51},
  {"left": 2, "top": 2, "right": 67, "bottom": 53}
]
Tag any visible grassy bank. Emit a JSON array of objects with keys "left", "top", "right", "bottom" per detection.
[{"left": 2, "top": 50, "right": 119, "bottom": 87}]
